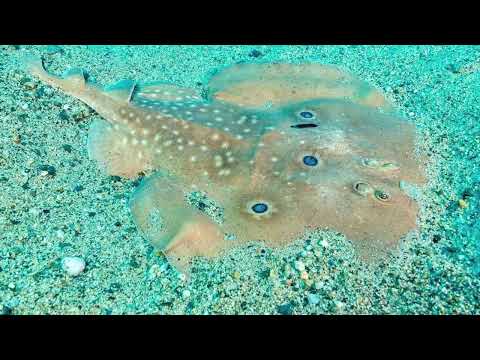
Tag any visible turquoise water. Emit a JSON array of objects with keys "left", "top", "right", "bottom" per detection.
[{"left": 0, "top": 45, "right": 479, "bottom": 314}]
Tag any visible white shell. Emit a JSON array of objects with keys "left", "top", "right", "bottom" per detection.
[{"left": 61, "top": 256, "right": 86, "bottom": 276}]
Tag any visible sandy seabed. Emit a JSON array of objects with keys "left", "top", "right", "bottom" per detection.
[{"left": 0, "top": 45, "right": 479, "bottom": 315}]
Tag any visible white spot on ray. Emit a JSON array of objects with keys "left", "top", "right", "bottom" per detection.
[
  {"left": 218, "top": 169, "right": 231, "bottom": 176},
  {"left": 214, "top": 155, "right": 223, "bottom": 168},
  {"left": 237, "top": 116, "right": 247, "bottom": 125}
]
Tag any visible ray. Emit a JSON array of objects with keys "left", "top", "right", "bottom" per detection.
[{"left": 26, "top": 57, "right": 426, "bottom": 272}]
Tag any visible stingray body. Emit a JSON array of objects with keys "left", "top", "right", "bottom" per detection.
[{"left": 26, "top": 59, "right": 425, "bottom": 272}]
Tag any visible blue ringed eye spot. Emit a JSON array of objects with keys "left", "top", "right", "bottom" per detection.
[
  {"left": 251, "top": 203, "right": 268, "bottom": 214},
  {"left": 299, "top": 111, "right": 315, "bottom": 119},
  {"left": 303, "top": 155, "right": 318, "bottom": 166}
]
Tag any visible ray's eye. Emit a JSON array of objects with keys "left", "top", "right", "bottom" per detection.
[
  {"left": 374, "top": 190, "right": 391, "bottom": 202},
  {"left": 251, "top": 202, "right": 268, "bottom": 214},
  {"left": 303, "top": 155, "right": 318, "bottom": 167},
  {"left": 299, "top": 111, "right": 315, "bottom": 119}
]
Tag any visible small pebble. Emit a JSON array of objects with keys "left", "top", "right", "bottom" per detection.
[
  {"left": 320, "top": 239, "right": 329, "bottom": 248},
  {"left": 59, "top": 110, "right": 69, "bottom": 121},
  {"left": 294, "top": 260, "right": 305, "bottom": 272},
  {"left": 182, "top": 289, "right": 191, "bottom": 299},
  {"left": 458, "top": 199, "right": 468, "bottom": 209},
  {"left": 1, "top": 305, "right": 13, "bottom": 315},
  {"left": 300, "top": 271, "right": 309, "bottom": 280},
  {"left": 277, "top": 303, "right": 294, "bottom": 315},
  {"left": 23, "top": 81, "right": 37, "bottom": 90},
  {"left": 61, "top": 256, "right": 85, "bottom": 276},
  {"left": 248, "top": 49, "right": 263, "bottom": 58},
  {"left": 29, "top": 208, "right": 41, "bottom": 217},
  {"left": 307, "top": 293, "right": 320, "bottom": 305},
  {"left": 159, "top": 263, "right": 169, "bottom": 273},
  {"left": 335, "top": 301, "right": 345, "bottom": 311},
  {"left": 62, "top": 144, "right": 73, "bottom": 152},
  {"left": 38, "top": 165, "right": 56, "bottom": 177},
  {"left": 268, "top": 269, "right": 277, "bottom": 279}
]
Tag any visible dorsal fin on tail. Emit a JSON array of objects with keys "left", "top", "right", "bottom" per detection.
[
  {"left": 62, "top": 68, "right": 86, "bottom": 88},
  {"left": 104, "top": 79, "right": 137, "bottom": 103}
]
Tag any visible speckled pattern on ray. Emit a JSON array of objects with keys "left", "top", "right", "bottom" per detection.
[{"left": 26, "top": 58, "right": 426, "bottom": 272}]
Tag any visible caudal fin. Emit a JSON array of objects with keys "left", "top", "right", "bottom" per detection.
[{"left": 22, "top": 54, "right": 87, "bottom": 92}]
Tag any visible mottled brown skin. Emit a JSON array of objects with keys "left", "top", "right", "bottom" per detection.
[
  {"left": 208, "top": 63, "right": 393, "bottom": 111},
  {"left": 26, "top": 58, "right": 425, "bottom": 273}
]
